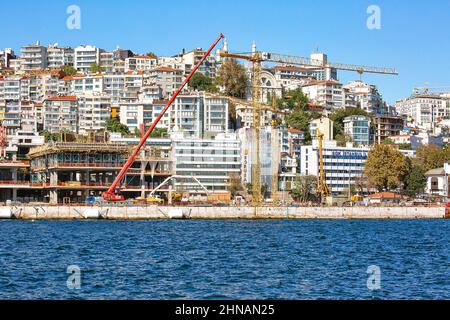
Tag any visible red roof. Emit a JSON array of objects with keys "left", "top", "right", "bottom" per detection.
[
  {"left": 157, "top": 67, "right": 183, "bottom": 72},
  {"left": 46, "top": 96, "right": 77, "bottom": 101},
  {"left": 132, "top": 55, "right": 157, "bottom": 60},
  {"left": 369, "top": 192, "right": 402, "bottom": 199},
  {"left": 273, "top": 65, "right": 312, "bottom": 72}
]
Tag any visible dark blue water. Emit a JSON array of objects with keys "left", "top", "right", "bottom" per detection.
[{"left": 0, "top": 220, "right": 448, "bottom": 300}]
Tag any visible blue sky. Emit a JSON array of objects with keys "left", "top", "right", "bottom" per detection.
[{"left": 1, "top": 0, "right": 449, "bottom": 103}]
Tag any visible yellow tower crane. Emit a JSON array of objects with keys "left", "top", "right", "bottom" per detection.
[
  {"left": 217, "top": 48, "right": 397, "bottom": 206},
  {"left": 316, "top": 129, "right": 331, "bottom": 203}
]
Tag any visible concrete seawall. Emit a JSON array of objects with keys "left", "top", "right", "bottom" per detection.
[{"left": 0, "top": 205, "right": 446, "bottom": 220}]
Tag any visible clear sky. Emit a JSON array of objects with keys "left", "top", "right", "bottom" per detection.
[{"left": 1, "top": 0, "right": 449, "bottom": 103}]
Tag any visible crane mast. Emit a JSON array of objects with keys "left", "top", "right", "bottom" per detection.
[
  {"left": 103, "top": 34, "right": 225, "bottom": 201},
  {"left": 316, "top": 129, "right": 331, "bottom": 203}
]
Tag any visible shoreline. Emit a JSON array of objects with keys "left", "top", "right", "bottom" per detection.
[{"left": 0, "top": 205, "right": 447, "bottom": 220}]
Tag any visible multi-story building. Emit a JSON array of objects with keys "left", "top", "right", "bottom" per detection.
[
  {"left": 344, "top": 115, "right": 371, "bottom": 146},
  {"left": 0, "top": 48, "right": 16, "bottom": 69},
  {"left": 125, "top": 55, "right": 157, "bottom": 72},
  {"left": 74, "top": 45, "right": 104, "bottom": 72},
  {"left": 0, "top": 76, "right": 30, "bottom": 100},
  {"left": 343, "top": 81, "right": 387, "bottom": 115},
  {"left": 373, "top": 115, "right": 404, "bottom": 144},
  {"left": 287, "top": 128, "right": 304, "bottom": 163},
  {"left": 171, "top": 131, "right": 241, "bottom": 194},
  {"left": 77, "top": 93, "right": 112, "bottom": 134},
  {"left": 395, "top": 94, "right": 450, "bottom": 131},
  {"left": 172, "top": 93, "right": 229, "bottom": 137},
  {"left": 310, "top": 117, "right": 334, "bottom": 140},
  {"left": 73, "top": 74, "right": 104, "bottom": 95},
  {"left": 43, "top": 96, "right": 78, "bottom": 133},
  {"left": 28, "top": 70, "right": 64, "bottom": 101},
  {"left": 181, "top": 48, "right": 217, "bottom": 77},
  {"left": 302, "top": 80, "right": 343, "bottom": 110},
  {"left": 149, "top": 67, "right": 183, "bottom": 98},
  {"left": 272, "top": 65, "right": 315, "bottom": 90},
  {"left": 21, "top": 42, "right": 48, "bottom": 70},
  {"left": 47, "top": 45, "right": 74, "bottom": 69},
  {"left": 300, "top": 140, "right": 369, "bottom": 194}
]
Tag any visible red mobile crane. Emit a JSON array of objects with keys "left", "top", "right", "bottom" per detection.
[{"left": 102, "top": 34, "right": 225, "bottom": 201}]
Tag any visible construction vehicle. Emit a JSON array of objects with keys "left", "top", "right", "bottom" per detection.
[
  {"left": 218, "top": 48, "right": 397, "bottom": 206},
  {"left": 102, "top": 34, "right": 225, "bottom": 202}
]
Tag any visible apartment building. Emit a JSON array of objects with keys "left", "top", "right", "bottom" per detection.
[
  {"left": 171, "top": 131, "right": 241, "bottom": 193},
  {"left": 302, "top": 80, "right": 344, "bottom": 109},
  {"left": 47, "top": 45, "right": 74, "bottom": 69},
  {"left": 343, "top": 81, "right": 387, "bottom": 115},
  {"left": 149, "top": 67, "right": 183, "bottom": 97},
  {"left": 74, "top": 45, "right": 104, "bottom": 72},
  {"left": 395, "top": 94, "right": 449, "bottom": 131},
  {"left": 125, "top": 55, "right": 157, "bottom": 72},
  {"left": 0, "top": 76, "right": 30, "bottom": 100},
  {"left": 181, "top": 49, "right": 217, "bottom": 77},
  {"left": 73, "top": 74, "right": 104, "bottom": 95},
  {"left": 43, "top": 96, "right": 78, "bottom": 133},
  {"left": 21, "top": 42, "right": 48, "bottom": 70},
  {"left": 344, "top": 115, "right": 371, "bottom": 146},
  {"left": 373, "top": 115, "right": 404, "bottom": 144},
  {"left": 28, "top": 70, "right": 64, "bottom": 101},
  {"left": 272, "top": 65, "right": 315, "bottom": 90},
  {"left": 310, "top": 117, "right": 334, "bottom": 140},
  {"left": 235, "top": 104, "right": 274, "bottom": 128},
  {"left": 0, "top": 48, "right": 16, "bottom": 69},
  {"left": 77, "top": 93, "right": 112, "bottom": 134},
  {"left": 173, "top": 93, "right": 229, "bottom": 137}
]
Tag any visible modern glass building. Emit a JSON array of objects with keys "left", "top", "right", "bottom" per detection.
[{"left": 343, "top": 115, "right": 371, "bottom": 146}]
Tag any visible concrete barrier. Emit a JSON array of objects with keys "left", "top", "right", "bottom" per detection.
[{"left": 0, "top": 205, "right": 445, "bottom": 220}]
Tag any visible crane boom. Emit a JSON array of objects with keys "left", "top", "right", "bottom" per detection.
[
  {"left": 103, "top": 33, "right": 225, "bottom": 201},
  {"left": 267, "top": 52, "right": 398, "bottom": 75}
]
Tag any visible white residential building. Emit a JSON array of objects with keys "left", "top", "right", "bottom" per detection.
[
  {"left": 47, "top": 45, "right": 74, "bottom": 69},
  {"left": 21, "top": 42, "right": 48, "bottom": 70},
  {"left": 125, "top": 55, "right": 157, "bottom": 72},
  {"left": 343, "top": 80, "right": 387, "bottom": 115},
  {"left": 302, "top": 80, "right": 344, "bottom": 109},
  {"left": 395, "top": 94, "right": 450, "bottom": 131},
  {"left": 424, "top": 163, "right": 450, "bottom": 199},
  {"left": 77, "top": 93, "right": 112, "bottom": 134},
  {"left": 74, "top": 45, "right": 103, "bottom": 72},
  {"left": 173, "top": 93, "right": 229, "bottom": 137},
  {"left": 43, "top": 96, "right": 78, "bottom": 133}
]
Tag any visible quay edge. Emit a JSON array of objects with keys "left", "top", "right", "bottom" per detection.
[{"left": 0, "top": 205, "right": 446, "bottom": 220}]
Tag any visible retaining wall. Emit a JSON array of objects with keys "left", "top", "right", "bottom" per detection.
[{"left": 0, "top": 205, "right": 445, "bottom": 220}]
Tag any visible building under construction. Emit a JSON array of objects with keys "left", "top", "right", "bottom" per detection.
[{"left": 24, "top": 140, "right": 173, "bottom": 204}]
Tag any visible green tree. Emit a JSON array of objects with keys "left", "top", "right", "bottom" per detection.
[
  {"left": 149, "top": 128, "right": 168, "bottom": 138},
  {"left": 286, "top": 109, "right": 321, "bottom": 143},
  {"left": 228, "top": 175, "right": 244, "bottom": 197},
  {"left": 145, "top": 52, "right": 157, "bottom": 59},
  {"left": 39, "top": 130, "right": 59, "bottom": 142},
  {"left": 413, "top": 144, "right": 450, "bottom": 172},
  {"left": 404, "top": 164, "right": 426, "bottom": 197},
  {"left": 105, "top": 118, "right": 130, "bottom": 136},
  {"left": 329, "top": 107, "right": 371, "bottom": 137},
  {"left": 217, "top": 58, "right": 248, "bottom": 98},
  {"left": 61, "top": 65, "right": 77, "bottom": 76},
  {"left": 90, "top": 63, "right": 105, "bottom": 73},
  {"left": 189, "top": 72, "right": 218, "bottom": 92},
  {"left": 365, "top": 144, "right": 410, "bottom": 191},
  {"left": 335, "top": 133, "right": 353, "bottom": 147},
  {"left": 277, "top": 88, "right": 309, "bottom": 110},
  {"left": 290, "top": 175, "right": 318, "bottom": 203}
]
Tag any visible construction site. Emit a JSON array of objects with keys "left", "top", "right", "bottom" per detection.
[{"left": 0, "top": 33, "right": 414, "bottom": 211}]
